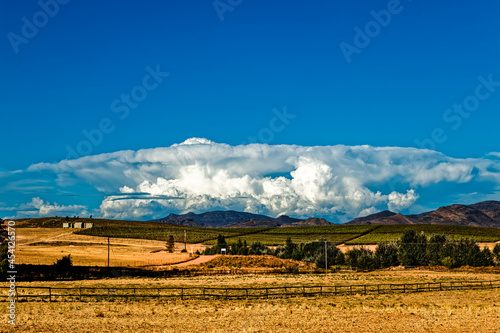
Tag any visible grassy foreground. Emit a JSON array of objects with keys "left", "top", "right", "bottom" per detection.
[
  {"left": 2, "top": 270, "right": 500, "bottom": 332},
  {"left": 3, "top": 290, "right": 500, "bottom": 333}
]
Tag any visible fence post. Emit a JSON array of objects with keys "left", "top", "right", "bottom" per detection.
[
  {"left": 439, "top": 282, "right": 442, "bottom": 291},
  {"left": 266, "top": 288, "right": 269, "bottom": 299},
  {"left": 320, "top": 286, "right": 323, "bottom": 297},
  {"left": 79, "top": 287, "right": 82, "bottom": 302},
  {"left": 48, "top": 287, "right": 51, "bottom": 303},
  {"left": 334, "top": 285, "right": 337, "bottom": 296},
  {"left": 181, "top": 288, "right": 184, "bottom": 300}
]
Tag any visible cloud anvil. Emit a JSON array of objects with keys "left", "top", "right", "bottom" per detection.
[{"left": 3, "top": 138, "right": 498, "bottom": 222}]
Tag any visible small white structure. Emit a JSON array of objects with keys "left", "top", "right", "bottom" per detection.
[{"left": 63, "top": 221, "right": 93, "bottom": 228}]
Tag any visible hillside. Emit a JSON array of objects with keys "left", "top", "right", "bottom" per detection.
[
  {"left": 282, "top": 217, "right": 334, "bottom": 227},
  {"left": 10, "top": 217, "right": 168, "bottom": 228},
  {"left": 346, "top": 201, "right": 500, "bottom": 228},
  {"left": 11, "top": 200, "right": 500, "bottom": 229},
  {"left": 226, "top": 219, "right": 282, "bottom": 228},
  {"left": 154, "top": 210, "right": 276, "bottom": 227},
  {"left": 154, "top": 210, "right": 308, "bottom": 227},
  {"left": 226, "top": 217, "right": 332, "bottom": 228}
]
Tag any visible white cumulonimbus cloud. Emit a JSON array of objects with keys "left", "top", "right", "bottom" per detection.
[
  {"left": 2, "top": 197, "right": 88, "bottom": 219},
  {"left": 26, "top": 138, "right": 500, "bottom": 221}
]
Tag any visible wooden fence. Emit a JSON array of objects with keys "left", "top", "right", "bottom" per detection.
[
  {"left": 2, "top": 280, "right": 499, "bottom": 302},
  {"left": 13, "top": 264, "right": 316, "bottom": 281}
]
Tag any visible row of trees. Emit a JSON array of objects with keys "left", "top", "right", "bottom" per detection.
[
  {"left": 338, "top": 230, "right": 500, "bottom": 270},
  {"left": 203, "top": 235, "right": 273, "bottom": 256},
  {"left": 369, "top": 230, "right": 500, "bottom": 269},
  {"left": 203, "top": 235, "right": 345, "bottom": 269},
  {"left": 275, "top": 238, "right": 345, "bottom": 269},
  {"left": 203, "top": 230, "right": 500, "bottom": 270}
]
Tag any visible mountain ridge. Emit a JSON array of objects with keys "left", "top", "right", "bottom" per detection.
[
  {"left": 153, "top": 210, "right": 307, "bottom": 227},
  {"left": 153, "top": 200, "right": 500, "bottom": 228},
  {"left": 345, "top": 201, "right": 500, "bottom": 228}
]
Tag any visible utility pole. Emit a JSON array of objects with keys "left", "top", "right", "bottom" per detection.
[
  {"left": 325, "top": 240, "right": 328, "bottom": 275},
  {"left": 184, "top": 230, "right": 187, "bottom": 251},
  {"left": 107, "top": 237, "right": 110, "bottom": 268}
]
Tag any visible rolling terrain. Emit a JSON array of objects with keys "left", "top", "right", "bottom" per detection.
[
  {"left": 10, "top": 200, "right": 500, "bottom": 248},
  {"left": 346, "top": 201, "right": 500, "bottom": 228},
  {"left": 154, "top": 210, "right": 307, "bottom": 227}
]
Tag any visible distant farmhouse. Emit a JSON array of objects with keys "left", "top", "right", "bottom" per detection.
[{"left": 63, "top": 222, "right": 93, "bottom": 229}]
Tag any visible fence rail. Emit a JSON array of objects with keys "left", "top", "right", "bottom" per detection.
[{"left": 2, "top": 280, "right": 499, "bottom": 302}]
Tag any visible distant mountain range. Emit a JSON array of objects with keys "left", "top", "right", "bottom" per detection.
[
  {"left": 153, "top": 210, "right": 321, "bottom": 228},
  {"left": 153, "top": 201, "right": 500, "bottom": 228},
  {"left": 346, "top": 201, "right": 500, "bottom": 228}
]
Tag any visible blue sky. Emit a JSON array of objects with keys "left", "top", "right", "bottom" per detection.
[{"left": 1, "top": 0, "right": 500, "bottom": 222}]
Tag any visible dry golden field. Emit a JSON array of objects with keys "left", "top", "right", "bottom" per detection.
[
  {"left": 5, "top": 227, "right": 500, "bottom": 332},
  {"left": 2, "top": 270, "right": 500, "bottom": 332},
  {"left": 16, "top": 228, "right": 204, "bottom": 267},
  {"left": 8, "top": 269, "right": 500, "bottom": 289}
]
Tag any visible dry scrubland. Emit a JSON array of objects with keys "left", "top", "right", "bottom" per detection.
[
  {"left": 6, "top": 225, "right": 500, "bottom": 332},
  {"left": 10, "top": 269, "right": 500, "bottom": 289},
  {"left": 16, "top": 228, "right": 203, "bottom": 267},
  {"left": 2, "top": 291, "right": 499, "bottom": 333},
  {"left": 2, "top": 270, "right": 500, "bottom": 332}
]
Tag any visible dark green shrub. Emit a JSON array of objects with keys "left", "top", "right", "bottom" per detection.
[
  {"left": 374, "top": 242, "right": 399, "bottom": 268},
  {"left": 346, "top": 248, "right": 375, "bottom": 270},
  {"left": 166, "top": 235, "right": 175, "bottom": 253},
  {"left": 54, "top": 255, "right": 73, "bottom": 275},
  {"left": 493, "top": 243, "right": 500, "bottom": 266},
  {"left": 397, "top": 230, "right": 428, "bottom": 266},
  {"left": 249, "top": 241, "right": 268, "bottom": 255},
  {"left": 314, "top": 244, "right": 345, "bottom": 269},
  {"left": 426, "top": 234, "right": 448, "bottom": 266},
  {"left": 442, "top": 256, "right": 456, "bottom": 269}
]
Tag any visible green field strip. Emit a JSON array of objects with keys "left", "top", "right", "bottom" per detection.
[
  {"left": 203, "top": 233, "right": 362, "bottom": 246},
  {"left": 260, "top": 225, "right": 377, "bottom": 235},
  {"left": 76, "top": 226, "right": 273, "bottom": 243},
  {"left": 345, "top": 224, "right": 500, "bottom": 244}
]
